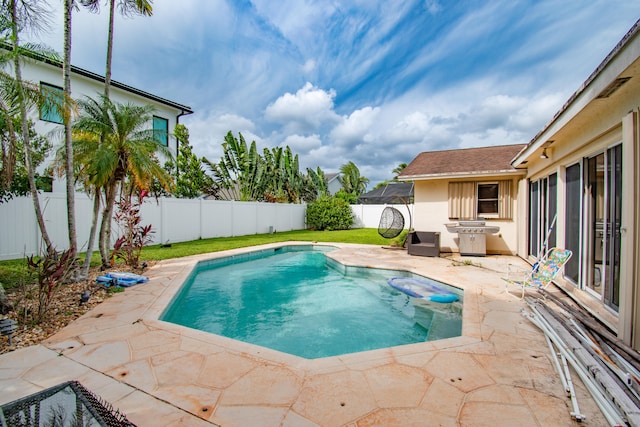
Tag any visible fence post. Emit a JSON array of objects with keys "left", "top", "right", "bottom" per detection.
[
  {"left": 230, "top": 200, "right": 235, "bottom": 237},
  {"left": 199, "top": 198, "right": 204, "bottom": 240},
  {"left": 160, "top": 197, "right": 166, "bottom": 245}
]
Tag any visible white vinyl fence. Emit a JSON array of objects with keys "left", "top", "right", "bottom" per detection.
[
  {"left": 351, "top": 204, "right": 414, "bottom": 229},
  {"left": 0, "top": 193, "right": 413, "bottom": 260}
]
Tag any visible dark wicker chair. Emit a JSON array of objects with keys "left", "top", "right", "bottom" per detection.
[{"left": 407, "top": 231, "right": 440, "bottom": 257}]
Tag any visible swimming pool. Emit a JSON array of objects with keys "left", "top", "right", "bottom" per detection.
[{"left": 161, "top": 245, "right": 463, "bottom": 359}]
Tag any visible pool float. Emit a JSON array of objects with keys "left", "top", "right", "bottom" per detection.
[
  {"left": 96, "top": 272, "right": 149, "bottom": 287},
  {"left": 387, "top": 277, "right": 459, "bottom": 303}
]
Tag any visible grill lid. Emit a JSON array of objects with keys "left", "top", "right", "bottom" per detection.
[{"left": 445, "top": 219, "right": 499, "bottom": 235}]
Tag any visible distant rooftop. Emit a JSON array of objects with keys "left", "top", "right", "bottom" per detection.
[
  {"left": 400, "top": 144, "right": 526, "bottom": 180},
  {"left": 357, "top": 181, "right": 414, "bottom": 204}
]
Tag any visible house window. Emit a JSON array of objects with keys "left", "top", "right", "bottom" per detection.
[
  {"left": 448, "top": 180, "right": 511, "bottom": 219},
  {"left": 39, "top": 82, "right": 64, "bottom": 124},
  {"left": 153, "top": 116, "right": 168, "bottom": 146},
  {"left": 477, "top": 183, "right": 498, "bottom": 215}
]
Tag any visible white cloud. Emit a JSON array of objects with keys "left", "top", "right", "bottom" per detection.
[
  {"left": 183, "top": 112, "right": 259, "bottom": 161},
  {"left": 384, "top": 111, "right": 430, "bottom": 144},
  {"left": 330, "top": 106, "right": 381, "bottom": 147},
  {"left": 280, "top": 134, "right": 322, "bottom": 154},
  {"left": 265, "top": 82, "right": 340, "bottom": 133},
  {"left": 33, "top": 0, "right": 640, "bottom": 188},
  {"left": 252, "top": 0, "right": 338, "bottom": 42},
  {"left": 302, "top": 59, "right": 316, "bottom": 73}
]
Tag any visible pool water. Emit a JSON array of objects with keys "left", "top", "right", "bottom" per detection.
[{"left": 161, "top": 245, "right": 462, "bottom": 359}]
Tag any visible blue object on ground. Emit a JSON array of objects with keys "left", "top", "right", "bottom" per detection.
[
  {"left": 96, "top": 272, "right": 148, "bottom": 287},
  {"left": 387, "top": 277, "right": 459, "bottom": 303}
]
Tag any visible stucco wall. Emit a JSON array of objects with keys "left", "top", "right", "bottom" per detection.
[{"left": 413, "top": 177, "right": 520, "bottom": 255}]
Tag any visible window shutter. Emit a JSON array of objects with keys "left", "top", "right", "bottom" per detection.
[
  {"left": 498, "top": 180, "right": 512, "bottom": 219},
  {"left": 449, "top": 182, "right": 476, "bottom": 219}
]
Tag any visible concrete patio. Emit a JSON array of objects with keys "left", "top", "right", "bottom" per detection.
[{"left": 0, "top": 243, "right": 607, "bottom": 426}]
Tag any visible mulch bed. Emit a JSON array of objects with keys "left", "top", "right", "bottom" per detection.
[{"left": 0, "top": 263, "right": 154, "bottom": 354}]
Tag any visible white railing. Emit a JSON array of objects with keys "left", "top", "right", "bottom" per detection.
[{"left": 0, "top": 193, "right": 412, "bottom": 260}]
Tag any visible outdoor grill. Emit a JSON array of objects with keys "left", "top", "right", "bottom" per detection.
[{"left": 445, "top": 219, "right": 500, "bottom": 256}]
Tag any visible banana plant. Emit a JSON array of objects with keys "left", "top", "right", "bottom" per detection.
[{"left": 205, "top": 131, "right": 266, "bottom": 201}]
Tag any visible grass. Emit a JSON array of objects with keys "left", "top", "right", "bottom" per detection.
[{"left": 0, "top": 228, "right": 390, "bottom": 289}]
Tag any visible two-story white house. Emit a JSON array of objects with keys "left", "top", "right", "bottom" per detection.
[{"left": 13, "top": 47, "right": 193, "bottom": 192}]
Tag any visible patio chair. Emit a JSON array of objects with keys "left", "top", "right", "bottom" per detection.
[
  {"left": 407, "top": 231, "right": 440, "bottom": 257},
  {"left": 504, "top": 247, "right": 572, "bottom": 298}
]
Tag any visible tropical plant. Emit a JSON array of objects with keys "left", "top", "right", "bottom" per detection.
[
  {"left": 262, "top": 145, "right": 306, "bottom": 203},
  {"left": 110, "top": 191, "right": 153, "bottom": 268},
  {"left": 164, "top": 124, "right": 214, "bottom": 198},
  {"left": 338, "top": 161, "right": 369, "bottom": 198},
  {"left": 0, "top": 117, "right": 52, "bottom": 201},
  {"left": 302, "top": 166, "right": 329, "bottom": 202},
  {"left": 374, "top": 162, "right": 409, "bottom": 189},
  {"left": 306, "top": 196, "right": 354, "bottom": 231},
  {"left": 392, "top": 162, "right": 407, "bottom": 178},
  {"left": 79, "top": 0, "right": 153, "bottom": 98},
  {"left": 1, "top": 0, "right": 56, "bottom": 252},
  {"left": 205, "top": 131, "right": 330, "bottom": 203},
  {"left": 72, "top": 94, "right": 173, "bottom": 268},
  {"left": 77, "top": 0, "right": 153, "bottom": 270},
  {"left": 26, "top": 248, "right": 77, "bottom": 323},
  {"left": 204, "top": 131, "right": 265, "bottom": 201},
  {"left": 334, "top": 190, "right": 357, "bottom": 204}
]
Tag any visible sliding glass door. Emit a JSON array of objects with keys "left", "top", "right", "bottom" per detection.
[
  {"left": 565, "top": 145, "right": 622, "bottom": 311},
  {"left": 528, "top": 173, "right": 557, "bottom": 258},
  {"left": 565, "top": 163, "right": 581, "bottom": 284},
  {"left": 590, "top": 145, "right": 622, "bottom": 310},
  {"left": 604, "top": 144, "right": 622, "bottom": 310},
  {"left": 531, "top": 145, "right": 622, "bottom": 311}
]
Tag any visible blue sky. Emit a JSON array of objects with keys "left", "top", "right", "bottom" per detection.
[{"left": 39, "top": 1, "right": 640, "bottom": 187}]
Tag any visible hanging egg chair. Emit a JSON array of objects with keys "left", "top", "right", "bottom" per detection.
[{"left": 377, "top": 206, "right": 405, "bottom": 239}]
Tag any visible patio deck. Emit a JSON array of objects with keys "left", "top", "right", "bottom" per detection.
[{"left": 0, "top": 243, "right": 606, "bottom": 426}]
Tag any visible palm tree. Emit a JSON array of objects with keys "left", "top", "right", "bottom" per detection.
[
  {"left": 76, "top": 0, "right": 152, "bottom": 266},
  {"left": 62, "top": 0, "right": 78, "bottom": 259},
  {"left": 73, "top": 94, "right": 173, "bottom": 267},
  {"left": 393, "top": 162, "right": 407, "bottom": 179},
  {"left": 2, "top": 0, "right": 55, "bottom": 252},
  {"left": 80, "top": 0, "right": 153, "bottom": 98},
  {"left": 338, "top": 161, "right": 369, "bottom": 196}
]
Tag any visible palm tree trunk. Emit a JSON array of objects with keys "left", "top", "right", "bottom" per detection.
[
  {"left": 81, "top": 188, "right": 101, "bottom": 277},
  {"left": 104, "top": 0, "right": 115, "bottom": 99},
  {"left": 98, "top": 187, "right": 111, "bottom": 267},
  {"left": 9, "top": 0, "right": 53, "bottom": 253},
  {"left": 98, "top": 180, "right": 118, "bottom": 267},
  {"left": 0, "top": 107, "right": 18, "bottom": 189},
  {"left": 63, "top": 0, "right": 77, "bottom": 258}
]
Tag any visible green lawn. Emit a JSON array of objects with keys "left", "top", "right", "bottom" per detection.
[{"left": 0, "top": 228, "right": 392, "bottom": 289}]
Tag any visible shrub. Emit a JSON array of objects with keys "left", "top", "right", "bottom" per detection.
[
  {"left": 306, "top": 196, "right": 354, "bottom": 231},
  {"left": 334, "top": 190, "right": 357, "bottom": 204}
]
